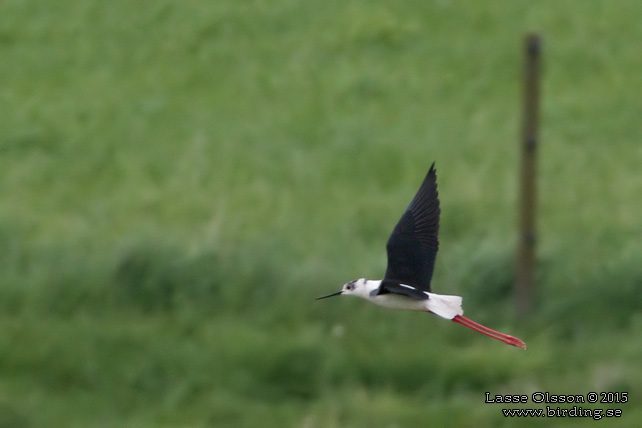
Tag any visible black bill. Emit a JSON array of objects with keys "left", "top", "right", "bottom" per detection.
[{"left": 315, "top": 290, "right": 343, "bottom": 300}]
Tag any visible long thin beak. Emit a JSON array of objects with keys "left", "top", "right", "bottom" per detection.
[{"left": 316, "top": 290, "right": 343, "bottom": 300}]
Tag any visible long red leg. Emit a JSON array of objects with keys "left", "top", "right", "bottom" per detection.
[{"left": 452, "top": 315, "right": 526, "bottom": 349}]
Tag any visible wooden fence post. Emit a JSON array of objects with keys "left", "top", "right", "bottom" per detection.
[{"left": 516, "top": 33, "right": 541, "bottom": 319}]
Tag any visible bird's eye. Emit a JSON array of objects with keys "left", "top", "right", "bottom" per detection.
[{"left": 346, "top": 282, "right": 355, "bottom": 290}]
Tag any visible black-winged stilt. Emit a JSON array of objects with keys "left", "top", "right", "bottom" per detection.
[{"left": 317, "top": 163, "right": 526, "bottom": 349}]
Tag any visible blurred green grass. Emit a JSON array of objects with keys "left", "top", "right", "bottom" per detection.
[{"left": 1, "top": 0, "right": 642, "bottom": 427}]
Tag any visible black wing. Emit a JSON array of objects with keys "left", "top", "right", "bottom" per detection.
[
  {"left": 377, "top": 280, "right": 429, "bottom": 300},
  {"left": 381, "top": 162, "right": 440, "bottom": 293}
]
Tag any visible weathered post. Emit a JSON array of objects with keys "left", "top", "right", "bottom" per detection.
[{"left": 516, "top": 33, "right": 541, "bottom": 318}]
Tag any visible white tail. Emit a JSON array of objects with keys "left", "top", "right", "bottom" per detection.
[{"left": 425, "top": 292, "right": 463, "bottom": 319}]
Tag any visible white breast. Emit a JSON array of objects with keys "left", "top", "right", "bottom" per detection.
[
  {"left": 370, "top": 291, "right": 463, "bottom": 319},
  {"left": 370, "top": 293, "right": 428, "bottom": 311}
]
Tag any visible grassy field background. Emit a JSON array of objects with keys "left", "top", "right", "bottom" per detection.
[{"left": 2, "top": 1, "right": 642, "bottom": 427}]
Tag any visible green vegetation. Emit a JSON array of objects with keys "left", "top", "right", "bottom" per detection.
[{"left": 2, "top": 1, "right": 642, "bottom": 426}]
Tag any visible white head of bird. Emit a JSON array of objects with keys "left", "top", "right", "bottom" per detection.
[{"left": 317, "top": 278, "right": 379, "bottom": 300}]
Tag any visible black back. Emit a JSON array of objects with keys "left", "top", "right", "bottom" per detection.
[{"left": 381, "top": 163, "right": 440, "bottom": 293}]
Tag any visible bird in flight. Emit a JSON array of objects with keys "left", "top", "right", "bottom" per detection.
[{"left": 317, "top": 163, "right": 526, "bottom": 349}]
